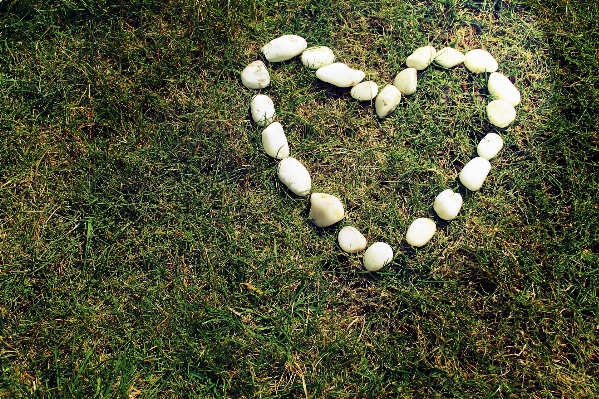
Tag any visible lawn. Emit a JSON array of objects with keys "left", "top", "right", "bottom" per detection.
[{"left": 1, "top": 0, "right": 597, "bottom": 397}]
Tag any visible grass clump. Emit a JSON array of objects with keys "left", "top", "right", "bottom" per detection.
[{"left": 1, "top": 0, "right": 598, "bottom": 397}]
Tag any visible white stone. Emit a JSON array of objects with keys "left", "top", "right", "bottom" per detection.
[
  {"left": 308, "top": 193, "right": 345, "bottom": 227},
  {"left": 434, "top": 47, "right": 465, "bottom": 68},
  {"left": 363, "top": 242, "right": 393, "bottom": 272},
  {"left": 477, "top": 133, "right": 504, "bottom": 160},
  {"left": 488, "top": 72, "right": 521, "bottom": 106},
  {"left": 277, "top": 157, "right": 311, "bottom": 196},
  {"left": 261, "top": 35, "right": 307, "bottom": 62},
  {"left": 375, "top": 85, "right": 402, "bottom": 118},
  {"left": 487, "top": 100, "right": 516, "bottom": 128},
  {"left": 301, "top": 46, "right": 335, "bottom": 69},
  {"left": 406, "top": 46, "right": 436, "bottom": 70},
  {"left": 406, "top": 218, "right": 436, "bottom": 247},
  {"left": 464, "top": 49, "right": 498, "bottom": 73},
  {"left": 241, "top": 60, "right": 270, "bottom": 89},
  {"left": 459, "top": 157, "right": 491, "bottom": 191},
  {"left": 250, "top": 94, "right": 275, "bottom": 127},
  {"left": 261, "top": 122, "right": 290, "bottom": 159},
  {"left": 393, "top": 68, "right": 417, "bottom": 95},
  {"left": 338, "top": 226, "right": 368, "bottom": 253},
  {"left": 315, "top": 63, "right": 365, "bottom": 87},
  {"left": 350, "top": 81, "right": 379, "bottom": 101},
  {"left": 433, "top": 189, "right": 463, "bottom": 221}
]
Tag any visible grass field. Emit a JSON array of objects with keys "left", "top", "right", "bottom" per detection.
[{"left": 1, "top": 0, "right": 598, "bottom": 397}]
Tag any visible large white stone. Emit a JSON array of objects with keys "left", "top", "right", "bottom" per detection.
[
  {"left": 488, "top": 72, "right": 521, "bottom": 106},
  {"left": 315, "top": 63, "right": 365, "bottom": 87},
  {"left": 308, "top": 193, "right": 344, "bottom": 227},
  {"left": 363, "top": 242, "right": 393, "bottom": 271},
  {"left": 375, "top": 85, "right": 402, "bottom": 118},
  {"left": 406, "top": 218, "right": 436, "bottom": 247},
  {"left": 434, "top": 47, "right": 465, "bottom": 68},
  {"left": 301, "top": 46, "right": 335, "bottom": 69},
  {"left": 338, "top": 226, "right": 368, "bottom": 253},
  {"left": 459, "top": 157, "right": 491, "bottom": 191},
  {"left": 406, "top": 46, "right": 436, "bottom": 70},
  {"left": 392, "top": 68, "right": 417, "bottom": 95},
  {"left": 277, "top": 157, "right": 311, "bottom": 196},
  {"left": 464, "top": 49, "right": 498, "bottom": 73},
  {"left": 350, "top": 81, "right": 378, "bottom": 101},
  {"left": 261, "top": 122, "right": 290, "bottom": 159},
  {"left": 477, "top": 133, "right": 504, "bottom": 160},
  {"left": 250, "top": 94, "right": 275, "bottom": 127},
  {"left": 241, "top": 60, "right": 270, "bottom": 89},
  {"left": 487, "top": 100, "right": 516, "bottom": 128},
  {"left": 261, "top": 35, "right": 307, "bottom": 62},
  {"left": 433, "top": 189, "right": 463, "bottom": 221}
]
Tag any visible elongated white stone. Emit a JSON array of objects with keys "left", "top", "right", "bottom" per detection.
[
  {"left": 363, "top": 242, "right": 393, "bottom": 271},
  {"left": 241, "top": 60, "right": 270, "bottom": 89},
  {"left": 250, "top": 94, "right": 275, "bottom": 127},
  {"left": 393, "top": 68, "right": 417, "bottom": 95},
  {"left": 464, "top": 49, "right": 498, "bottom": 73},
  {"left": 309, "top": 193, "right": 344, "bottom": 227},
  {"left": 315, "top": 63, "right": 365, "bottom": 87},
  {"left": 406, "top": 46, "right": 436, "bottom": 70},
  {"left": 338, "top": 226, "right": 367, "bottom": 253},
  {"left": 351, "top": 81, "right": 378, "bottom": 101},
  {"left": 406, "top": 218, "right": 436, "bottom": 247},
  {"left": 433, "top": 189, "right": 463, "bottom": 221},
  {"left": 487, "top": 100, "right": 516, "bottom": 128},
  {"left": 261, "top": 35, "right": 307, "bottom": 62},
  {"left": 459, "top": 157, "right": 491, "bottom": 191},
  {"left": 375, "top": 85, "right": 402, "bottom": 118},
  {"left": 477, "top": 133, "right": 504, "bottom": 160},
  {"left": 262, "top": 122, "right": 289, "bottom": 159},
  {"left": 434, "top": 47, "right": 465, "bottom": 68},
  {"left": 488, "top": 72, "right": 521, "bottom": 106},
  {"left": 277, "top": 157, "right": 311, "bottom": 196},
  {"left": 301, "top": 46, "right": 335, "bottom": 69}
]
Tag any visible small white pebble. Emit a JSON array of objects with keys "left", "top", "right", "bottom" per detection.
[
  {"left": 487, "top": 100, "right": 516, "bottom": 128},
  {"left": 405, "top": 218, "right": 436, "bottom": 247},
  {"left": 338, "top": 226, "right": 368, "bottom": 253},
  {"left": 459, "top": 157, "right": 492, "bottom": 191},
  {"left": 477, "top": 133, "right": 504, "bottom": 160},
  {"left": 363, "top": 242, "right": 393, "bottom": 271}
]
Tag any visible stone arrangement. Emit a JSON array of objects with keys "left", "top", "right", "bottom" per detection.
[{"left": 241, "top": 34, "right": 521, "bottom": 271}]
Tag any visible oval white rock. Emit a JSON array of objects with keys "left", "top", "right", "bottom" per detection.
[
  {"left": 488, "top": 72, "right": 521, "bottom": 106},
  {"left": 434, "top": 47, "right": 465, "bottom": 68},
  {"left": 459, "top": 157, "right": 491, "bottom": 191},
  {"left": 261, "top": 35, "right": 308, "bottom": 62},
  {"left": 350, "top": 81, "right": 379, "bottom": 101},
  {"left": 375, "top": 85, "right": 402, "bottom": 118},
  {"left": 363, "top": 242, "right": 393, "bottom": 272},
  {"left": 277, "top": 157, "right": 311, "bottom": 196},
  {"left": 338, "top": 226, "right": 368, "bottom": 253},
  {"left": 464, "top": 49, "right": 498, "bottom": 73},
  {"left": 241, "top": 60, "right": 270, "bottom": 89},
  {"left": 477, "top": 132, "right": 504, "bottom": 160},
  {"left": 308, "top": 193, "right": 345, "bottom": 227},
  {"left": 250, "top": 94, "right": 276, "bottom": 127},
  {"left": 315, "top": 63, "right": 365, "bottom": 87},
  {"left": 406, "top": 46, "right": 436, "bottom": 70},
  {"left": 487, "top": 100, "right": 516, "bottom": 128},
  {"left": 433, "top": 189, "right": 463, "bottom": 221},
  {"left": 406, "top": 218, "right": 436, "bottom": 247},
  {"left": 261, "top": 122, "right": 290, "bottom": 159},
  {"left": 393, "top": 68, "right": 417, "bottom": 95},
  {"left": 301, "top": 46, "right": 335, "bottom": 69}
]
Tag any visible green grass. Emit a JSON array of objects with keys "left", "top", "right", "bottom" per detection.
[{"left": 1, "top": 0, "right": 598, "bottom": 397}]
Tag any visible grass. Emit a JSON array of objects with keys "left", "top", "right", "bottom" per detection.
[{"left": 0, "top": 0, "right": 598, "bottom": 397}]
